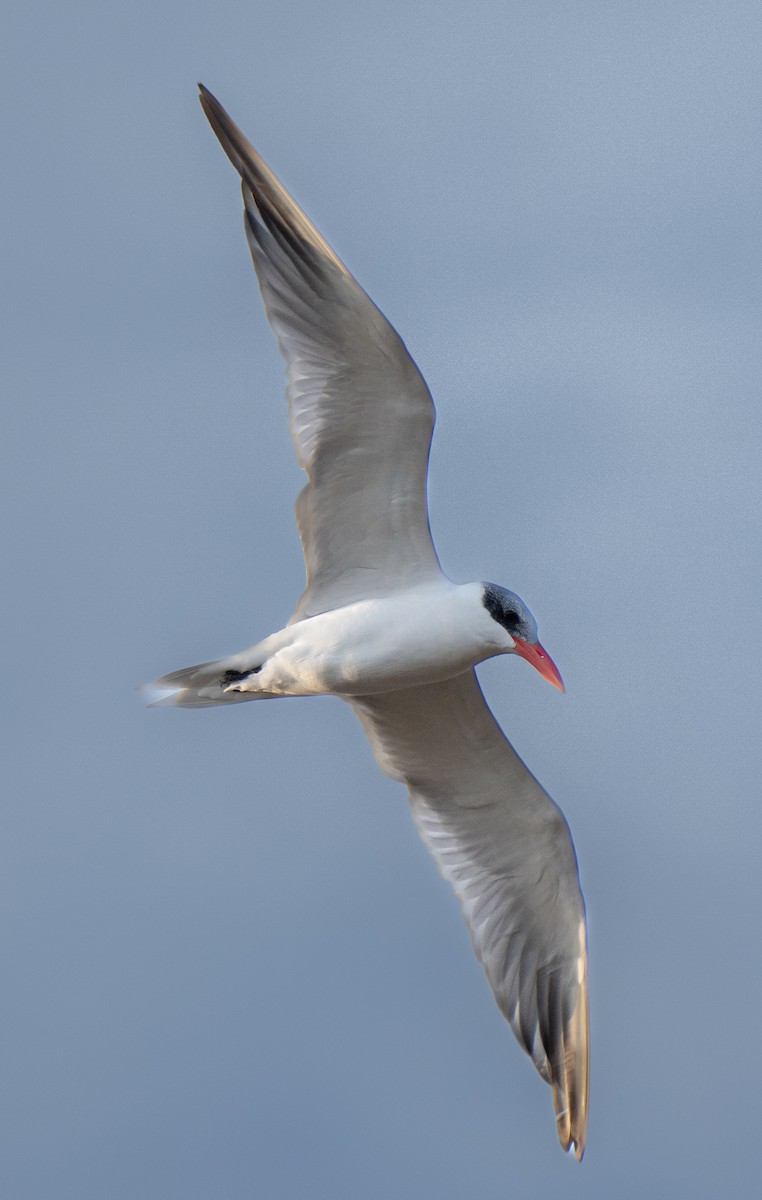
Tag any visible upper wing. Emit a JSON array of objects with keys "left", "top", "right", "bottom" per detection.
[
  {"left": 349, "top": 671, "right": 589, "bottom": 1159},
  {"left": 199, "top": 86, "right": 443, "bottom": 619}
]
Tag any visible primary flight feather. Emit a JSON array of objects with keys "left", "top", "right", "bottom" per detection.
[{"left": 148, "top": 84, "right": 589, "bottom": 1158}]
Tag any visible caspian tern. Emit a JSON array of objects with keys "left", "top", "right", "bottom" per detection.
[{"left": 148, "top": 85, "right": 589, "bottom": 1159}]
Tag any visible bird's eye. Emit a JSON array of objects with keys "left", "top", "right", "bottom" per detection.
[{"left": 505, "top": 611, "right": 519, "bottom": 627}]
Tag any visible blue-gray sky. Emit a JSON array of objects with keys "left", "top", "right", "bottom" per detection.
[{"left": 3, "top": 2, "right": 761, "bottom": 1196}]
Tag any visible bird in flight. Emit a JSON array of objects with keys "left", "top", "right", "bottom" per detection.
[{"left": 148, "top": 84, "right": 589, "bottom": 1159}]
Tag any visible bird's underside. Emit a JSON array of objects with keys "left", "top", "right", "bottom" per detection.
[{"left": 147, "top": 85, "right": 590, "bottom": 1159}]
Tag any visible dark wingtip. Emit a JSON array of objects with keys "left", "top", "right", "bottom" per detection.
[
  {"left": 198, "top": 83, "right": 218, "bottom": 120},
  {"left": 197, "top": 83, "right": 224, "bottom": 128}
]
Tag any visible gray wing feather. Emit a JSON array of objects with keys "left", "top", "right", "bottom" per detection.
[
  {"left": 199, "top": 86, "right": 442, "bottom": 618},
  {"left": 349, "top": 671, "right": 589, "bottom": 1159}
]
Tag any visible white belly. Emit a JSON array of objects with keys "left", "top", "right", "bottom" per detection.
[{"left": 251, "top": 581, "right": 508, "bottom": 697}]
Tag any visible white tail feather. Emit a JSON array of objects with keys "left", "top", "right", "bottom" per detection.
[{"left": 141, "top": 651, "right": 279, "bottom": 708}]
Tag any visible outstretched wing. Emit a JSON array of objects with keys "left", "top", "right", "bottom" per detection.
[
  {"left": 350, "top": 671, "right": 589, "bottom": 1159},
  {"left": 199, "top": 86, "right": 443, "bottom": 619}
]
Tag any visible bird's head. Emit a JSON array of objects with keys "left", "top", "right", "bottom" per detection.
[{"left": 481, "top": 583, "right": 564, "bottom": 692}]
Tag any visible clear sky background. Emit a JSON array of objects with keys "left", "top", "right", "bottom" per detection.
[{"left": 3, "top": 2, "right": 761, "bottom": 1197}]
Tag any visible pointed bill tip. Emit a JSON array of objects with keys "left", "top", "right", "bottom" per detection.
[{"left": 512, "top": 638, "right": 565, "bottom": 692}]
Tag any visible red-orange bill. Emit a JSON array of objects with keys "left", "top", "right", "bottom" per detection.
[{"left": 512, "top": 638, "right": 565, "bottom": 692}]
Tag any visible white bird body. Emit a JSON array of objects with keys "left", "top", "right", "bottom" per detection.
[
  {"left": 147, "top": 85, "right": 590, "bottom": 1159},
  {"left": 222, "top": 582, "right": 510, "bottom": 698}
]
